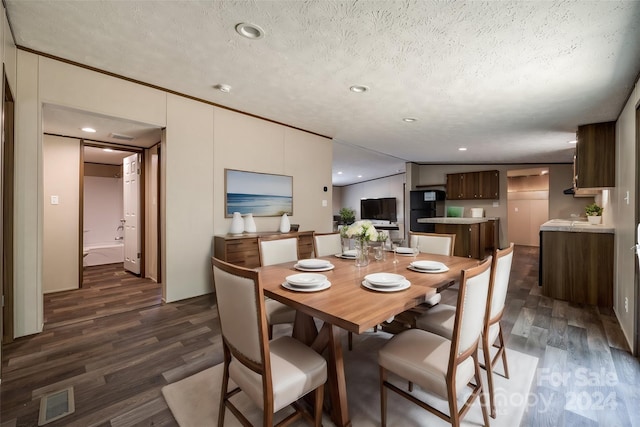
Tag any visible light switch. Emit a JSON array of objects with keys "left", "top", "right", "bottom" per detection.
[
  {"left": 322, "top": 200, "right": 328, "bottom": 207},
  {"left": 50, "top": 195, "right": 59, "bottom": 205},
  {"left": 492, "top": 201, "right": 499, "bottom": 207},
  {"left": 514, "top": 207, "right": 519, "bottom": 212}
]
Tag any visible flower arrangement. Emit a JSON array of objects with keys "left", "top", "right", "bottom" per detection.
[{"left": 343, "top": 220, "right": 378, "bottom": 242}]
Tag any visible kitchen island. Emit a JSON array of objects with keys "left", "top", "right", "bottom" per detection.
[
  {"left": 417, "top": 217, "right": 499, "bottom": 259},
  {"left": 539, "top": 219, "right": 614, "bottom": 308}
]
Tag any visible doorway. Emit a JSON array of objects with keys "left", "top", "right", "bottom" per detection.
[
  {"left": 506, "top": 168, "right": 549, "bottom": 246},
  {"left": 81, "top": 144, "right": 144, "bottom": 283}
]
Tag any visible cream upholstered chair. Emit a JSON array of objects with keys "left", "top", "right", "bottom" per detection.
[
  {"left": 409, "top": 232, "right": 456, "bottom": 307},
  {"left": 258, "top": 236, "right": 299, "bottom": 339},
  {"left": 378, "top": 257, "right": 492, "bottom": 427},
  {"left": 409, "top": 232, "right": 456, "bottom": 256},
  {"left": 258, "top": 236, "right": 300, "bottom": 266},
  {"left": 211, "top": 258, "right": 326, "bottom": 426},
  {"left": 415, "top": 243, "right": 515, "bottom": 418},
  {"left": 312, "top": 232, "right": 342, "bottom": 257}
]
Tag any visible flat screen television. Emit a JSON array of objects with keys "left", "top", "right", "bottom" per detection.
[{"left": 360, "top": 197, "right": 397, "bottom": 222}]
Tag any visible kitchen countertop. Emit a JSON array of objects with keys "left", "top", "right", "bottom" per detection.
[
  {"left": 540, "top": 219, "right": 614, "bottom": 234},
  {"left": 417, "top": 217, "right": 499, "bottom": 224}
]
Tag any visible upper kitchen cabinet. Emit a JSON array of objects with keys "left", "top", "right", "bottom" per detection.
[
  {"left": 575, "top": 121, "right": 616, "bottom": 189},
  {"left": 446, "top": 170, "right": 499, "bottom": 200}
]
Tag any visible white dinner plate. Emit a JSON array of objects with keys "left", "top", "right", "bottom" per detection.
[
  {"left": 297, "top": 258, "right": 332, "bottom": 269},
  {"left": 407, "top": 265, "right": 449, "bottom": 274},
  {"left": 411, "top": 260, "right": 447, "bottom": 271},
  {"left": 395, "top": 247, "right": 415, "bottom": 254},
  {"left": 294, "top": 263, "right": 335, "bottom": 272},
  {"left": 282, "top": 281, "right": 331, "bottom": 292},
  {"left": 361, "top": 279, "right": 410, "bottom": 292},
  {"left": 364, "top": 273, "right": 406, "bottom": 287},
  {"left": 285, "top": 273, "right": 327, "bottom": 287}
]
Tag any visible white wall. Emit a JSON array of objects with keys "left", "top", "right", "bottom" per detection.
[
  {"left": 163, "top": 94, "right": 214, "bottom": 302},
  {"left": 212, "top": 107, "right": 333, "bottom": 237},
  {"left": 83, "top": 176, "right": 123, "bottom": 245},
  {"left": 42, "top": 135, "right": 80, "bottom": 293},
  {"left": 614, "top": 80, "right": 638, "bottom": 351}
]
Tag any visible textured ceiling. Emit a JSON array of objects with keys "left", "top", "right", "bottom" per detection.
[{"left": 7, "top": 0, "right": 640, "bottom": 185}]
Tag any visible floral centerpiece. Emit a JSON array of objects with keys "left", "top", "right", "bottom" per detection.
[{"left": 343, "top": 220, "right": 378, "bottom": 266}]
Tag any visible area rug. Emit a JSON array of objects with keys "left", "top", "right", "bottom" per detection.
[{"left": 162, "top": 331, "right": 538, "bottom": 426}]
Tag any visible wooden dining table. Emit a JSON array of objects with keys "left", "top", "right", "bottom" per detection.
[{"left": 259, "top": 251, "right": 480, "bottom": 427}]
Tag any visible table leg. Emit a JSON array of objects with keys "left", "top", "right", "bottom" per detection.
[{"left": 325, "top": 323, "right": 351, "bottom": 427}]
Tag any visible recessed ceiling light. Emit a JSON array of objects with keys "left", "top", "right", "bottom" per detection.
[
  {"left": 402, "top": 118, "right": 417, "bottom": 123},
  {"left": 357, "top": 175, "right": 363, "bottom": 178},
  {"left": 337, "top": 171, "right": 343, "bottom": 175},
  {"left": 103, "top": 148, "right": 114, "bottom": 152},
  {"left": 81, "top": 127, "right": 96, "bottom": 133},
  {"left": 213, "top": 84, "right": 232, "bottom": 93},
  {"left": 458, "top": 147, "right": 467, "bottom": 151},
  {"left": 349, "top": 85, "right": 369, "bottom": 93},
  {"left": 568, "top": 140, "right": 577, "bottom": 144},
  {"left": 235, "top": 23, "right": 264, "bottom": 39}
]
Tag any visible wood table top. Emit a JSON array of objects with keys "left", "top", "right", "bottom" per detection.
[{"left": 259, "top": 252, "right": 480, "bottom": 334}]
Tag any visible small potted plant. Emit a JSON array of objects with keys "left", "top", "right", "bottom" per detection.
[
  {"left": 339, "top": 207, "right": 356, "bottom": 225},
  {"left": 585, "top": 203, "right": 603, "bottom": 225}
]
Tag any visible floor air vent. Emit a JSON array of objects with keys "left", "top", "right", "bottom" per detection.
[{"left": 38, "top": 386, "right": 75, "bottom": 425}]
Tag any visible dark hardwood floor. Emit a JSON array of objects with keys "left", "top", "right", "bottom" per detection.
[{"left": 1, "top": 248, "right": 638, "bottom": 426}]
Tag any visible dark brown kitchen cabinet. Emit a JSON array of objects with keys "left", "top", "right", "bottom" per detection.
[
  {"left": 540, "top": 231, "right": 613, "bottom": 308},
  {"left": 434, "top": 223, "right": 482, "bottom": 259},
  {"left": 446, "top": 170, "right": 499, "bottom": 200},
  {"left": 575, "top": 121, "right": 615, "bottom": 189}
]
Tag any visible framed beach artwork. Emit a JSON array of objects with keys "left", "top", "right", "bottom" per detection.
[{"left": 225, "top": 169, "right": 293, "bottom": 217}]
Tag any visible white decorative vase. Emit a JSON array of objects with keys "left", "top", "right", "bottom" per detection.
[
  {"left": 243, "top": 213, "right": 257, "bottom": 233},
  {"left": 587, "top": 215, "right": 601, "bottom": 225},
  {"left": 229, "top": 212, "right": 244, "bottom": 234},
  {"left": 279, "top": 213, "right": 291, "bottom": 233}
]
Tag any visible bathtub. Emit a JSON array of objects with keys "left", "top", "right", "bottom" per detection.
[{"left": 83, "top": 242, "right": 125, "bottom": 266}]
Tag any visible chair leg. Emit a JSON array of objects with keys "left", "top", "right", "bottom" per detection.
[
  {"left": 483, "top": 335, "right": 497, "bottom": 419},
  {"left": 218, "top": 365, "right": 229, "bottom": 427},
  {"left": 497, "top": 326, "right": 509, "bottom": 379},
  {"left": 313, "top": 384, "right": 324, "bottom": 427},
  {"left": 348, "top": 332, "right": 353, "bottom": 351},
  {"left": 268, "top": 324, "right": 274, "bottom": 340},
  {"left": 379, "top": 366, "right": 388, "bottom": 427},
  {"left": 474, "top": 353, "right": 491, "bottom": 427},
  {"left": 408, "top": 381, "right": 413, "bottom": 392}
]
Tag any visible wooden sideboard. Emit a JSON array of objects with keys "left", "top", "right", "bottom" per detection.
[{"left": 213, "top": 231, "right": 314, "bottom": 268}]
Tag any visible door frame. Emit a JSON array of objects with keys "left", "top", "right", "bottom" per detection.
[
  {"left": 635, "top": 104, "right": 640, "bottom": 356},
  {"left": 2, "top": 70, "right": 15, "bottom": 346}
]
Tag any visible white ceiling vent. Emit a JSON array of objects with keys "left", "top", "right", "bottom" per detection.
[{"left": 109, "top": 133, "right": 135, "bottom": 141}]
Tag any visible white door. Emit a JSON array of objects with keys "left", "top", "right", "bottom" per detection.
[{"left": 123, "top": 153, "right": 141, "bottom": 274}]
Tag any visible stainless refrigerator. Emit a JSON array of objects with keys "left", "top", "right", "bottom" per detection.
[{"left": 409, "top": 190, "right": 446, "bottom": 232}]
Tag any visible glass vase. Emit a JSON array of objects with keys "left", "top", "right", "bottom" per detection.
[{"left": 354, "top": 238, "right": 369, "bottom": 267}]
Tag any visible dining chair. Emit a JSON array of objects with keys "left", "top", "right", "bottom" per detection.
[
  {"left": 378, "top": 257, "right": 492, "bottom": 427},
  {"left": 385, "top": 232, "right": 457, "bottom": 331},
  {"left": 312, "top": 232, "right": 342, "bottom": 257},
  {"left": 409, "top": 232, "right": 456, "bottom": 256},
  {"left": 415, "top": 243, "right": 515, "bottom": 418},
  {"left": 258, "top": 235, "right": 299, "bottom": 338},
  {"left": 211, "top": 257, "right": 327, "bottom": 426}
]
